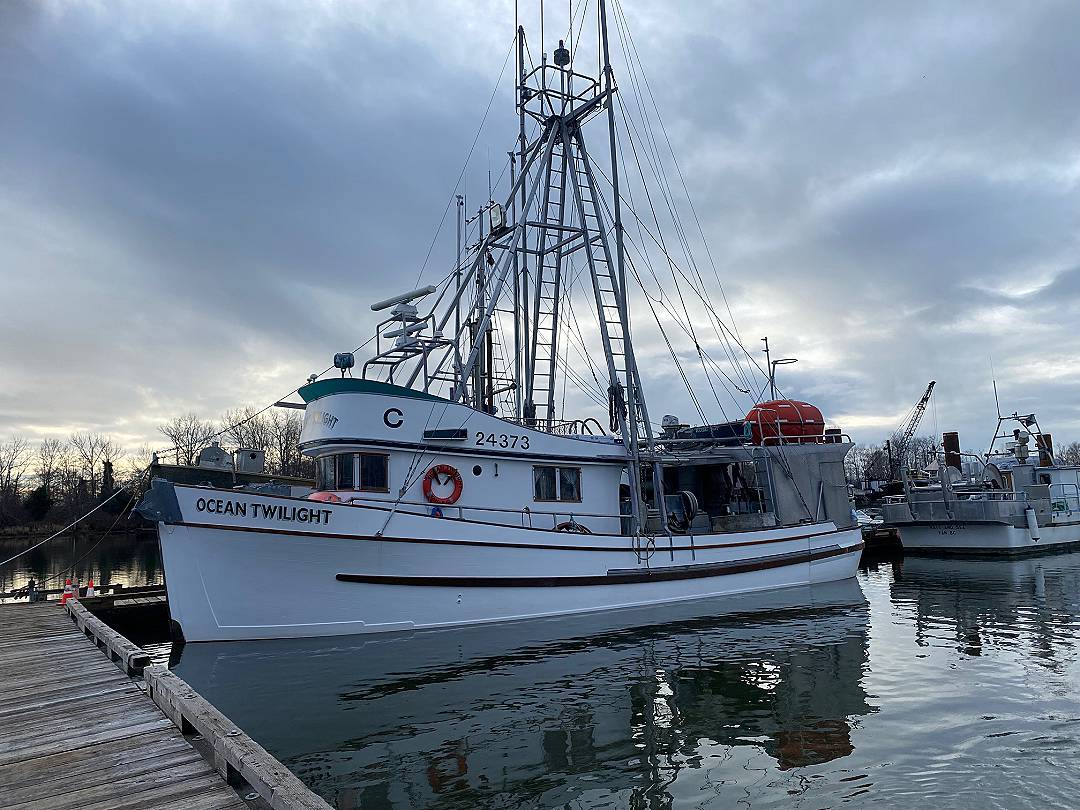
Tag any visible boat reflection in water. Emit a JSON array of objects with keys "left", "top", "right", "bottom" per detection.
[
  {"left": 172, "top": 580, "right": 872, "bottom": 808},
  {"left": 887, "top": 551, "right": 1080, "bottom": 662}
]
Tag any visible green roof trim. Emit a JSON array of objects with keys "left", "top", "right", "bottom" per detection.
[{"left": 298, "top": 377, "right": 447, "bottom": 404}]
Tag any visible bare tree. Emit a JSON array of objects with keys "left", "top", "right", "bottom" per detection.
[
  {"left": 845, "top": 444, "right": 890, "bottom": 488},
  {"left": 115, "top": 444, "right": 158, "bottom": 501},
  {"left": 908, "top": 435, "right": 938, "bottom": 472},
  {"left": 48, "top": 442, "right": 85, "bottom": 516},
  {"left": 267, "top": 410, "right": 305, "bottom": 476},
  {"left": 0, "top": 436, "right": 32, "bottom": 525},
  {"left": 35, "top": 437, "right": 67, "bottom": 493},
  {"left": 1058, "top": 441, "right": 1080, "bottom": 466},
  {"left": 218, "top": 406, "right": 313, "bottom": 479},
  {"left": 124, "top": 444, "right": 157, "bottom": 479},
  {"left": 158, "top": 414, "right": 217, "bottom": 466},
  {"left": 220, "top": 407, "right": 273, "bottom": 453},
  {"left": 69, "top": 432, "right": 110, "bottom": 493},
  {"left": 100, "top": 437, "right": 123, "bottom": 467}
]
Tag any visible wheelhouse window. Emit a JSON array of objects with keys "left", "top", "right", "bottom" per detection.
[
  {"left": 533, "top": 465, "right": 582, "bottom": 502},
  {"left": 336, "top": 454, "right": 355, "bottom": 489},
  {"left": 315, "top": 452, "right": 389, "bottom": 492},
  {"left": 316, "top": 456, "right": 335, "bottom": 490},
  {"left": 359, "top": 453, "right": 389, "bottom": 492}
]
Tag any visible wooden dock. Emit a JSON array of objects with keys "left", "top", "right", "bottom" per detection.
[{"left": 0, "top": 601, "right": 330, "bottom": 810}]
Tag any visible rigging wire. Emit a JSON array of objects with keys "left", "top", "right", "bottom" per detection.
[
  {"left": 611, "top": 0, "right": 759, "bottom": 393},
  {"left": 618, "top": 228, "right": 751, "bottom": 404},
  {"left": 411, "top": 34, "right": 518, "bottom": 287},
  {"left": 581, "top": 134, "right": 713, "bottom": 426},
  {"left": 37, "top": 488, "right": 141, "bottom": 589},
  {"left": 0, "top": 486, "right": 131, "bottom": 569},
  {"left": 586, "top": 154, "right": 772, "bottom": 393},
  {"left": 613, "top": 100, "right": 732, "bottom": 422}
]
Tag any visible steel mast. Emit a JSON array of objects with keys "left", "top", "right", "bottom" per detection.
[{"left": 398, "top": 3, "right": 669, "bottom": 537}]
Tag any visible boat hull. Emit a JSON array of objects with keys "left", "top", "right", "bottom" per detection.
[
  {"left": 897, "top": 520, "right": 1080, "bottom": 554},
  {"left": 153, "top": 484, "right": 863, "bottom": 641}
]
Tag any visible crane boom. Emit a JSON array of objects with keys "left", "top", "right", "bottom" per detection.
[
  {"left": 889, "top": 380, "right": 936, "bottom": 479},
  {"left": 901, "top": 380, "right": 936, "bottom": 446}
]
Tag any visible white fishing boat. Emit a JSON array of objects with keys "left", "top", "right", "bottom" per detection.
[
  {"left": 138, "top": 1, "right": 862, "bottom": 641},
  {"left": 883, "top": 413, "right": 1080, "bottom": 554}
]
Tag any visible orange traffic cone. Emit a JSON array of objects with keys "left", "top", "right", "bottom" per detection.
[
  {"left": 85, "top": 579, "right": 96, "bottom": 598},
  {"left": 59, "top": 579, "right": 73, "bottom": 605}
]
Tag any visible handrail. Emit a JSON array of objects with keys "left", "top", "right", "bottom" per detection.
[
  {"left": 657, "top": 433, "right": 852, "bottom": 448},
  {"left": 1049, "top": 483, "right": 1080, "bottom": 512},
  {"left": 343, "top": 493, "right": 624, "bottom": 523},
  {"left": 501, "top": 416, "right": 611, "bottom": 437},
  {"left": 884, "top": 491, "right": 1030, "bottom": 504},
  {"left": 954, "top": 491, "right": 1028, "bottom": 501}
]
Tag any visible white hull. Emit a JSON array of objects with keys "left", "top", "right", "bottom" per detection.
[
  {"left": 898, "top": 520, "right": 1080, "bottom": 554},
  {"left": 155, "top": 484, "right": 863, "bottom": 641}
]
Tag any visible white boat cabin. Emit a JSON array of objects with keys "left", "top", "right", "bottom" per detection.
[{"left": 298, "top": 378, "right": 855, "bottom": 536}]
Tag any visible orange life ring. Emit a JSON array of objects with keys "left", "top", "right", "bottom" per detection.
[
  {"left": 308, "top": 491, "right": 341, "bottom": 503},
  {"left": 423, "top": 464, "right": 463, "bottom": 505}
]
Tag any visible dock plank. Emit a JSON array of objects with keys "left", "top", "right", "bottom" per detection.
[
  {"left": 0, "top": 603, "right": 249, "bottom": 809},
  {"left": 0, "top": 732, "right": 188, "bottom": 790}
]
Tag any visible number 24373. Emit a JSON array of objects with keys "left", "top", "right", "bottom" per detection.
[{"left": 475, "top": 431, "right": 529, "bottom": 449}]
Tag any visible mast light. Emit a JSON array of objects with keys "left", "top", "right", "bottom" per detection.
[{"left": 554, "top": 40, "right": 570, "bottom": 67}]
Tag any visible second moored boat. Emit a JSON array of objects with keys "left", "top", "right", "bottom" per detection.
[{"left": 883, "top": 412, "right": 1080, "bottom": 554}]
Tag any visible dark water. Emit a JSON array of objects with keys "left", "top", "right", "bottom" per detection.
[
  {"left": 168, "top": 554, "right": 1080, "bottom": 809},
  {"left": 0, "top": 530, "right": 163, "bottom": 598}
]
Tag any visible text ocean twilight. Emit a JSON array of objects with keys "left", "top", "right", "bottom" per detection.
[{"left": 195, "top": 497, "right": 333, "bottom": 525}]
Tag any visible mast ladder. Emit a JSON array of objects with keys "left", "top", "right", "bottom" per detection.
[{"left": 526, "top": 133, "right": 570, "bottom": 428}]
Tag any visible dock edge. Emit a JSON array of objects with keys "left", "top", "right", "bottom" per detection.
[{"left": 64, "top": 599, "right": 332, "bottom": 810}]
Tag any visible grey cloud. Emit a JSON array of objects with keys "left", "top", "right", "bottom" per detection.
[{"left": 2, "top": 0, "right": 1080, "bottom": 454}]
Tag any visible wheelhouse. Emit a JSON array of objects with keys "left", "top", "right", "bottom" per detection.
[{"left": 298, "top": 379, "right": 854, "bottom": 537}]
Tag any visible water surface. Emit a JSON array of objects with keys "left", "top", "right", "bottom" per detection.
[
  {"left": 168, "top": 554, "right": 1080, "bottom": 808},
  {"left": 0, "top": 530, "right": 162, "bottom": 599}
]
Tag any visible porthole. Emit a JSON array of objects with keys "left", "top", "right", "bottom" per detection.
[{"left": 472, "top": 465, "right": 483, "bottom": 476}]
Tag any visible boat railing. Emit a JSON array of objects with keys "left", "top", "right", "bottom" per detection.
[
  {"left": 520, "top": 64, "right": 603, "bottom": 120},
  {"left": 1050, "top": 483, "right": 1080, "bottom": 512},
  {"left": 343, "top": 493, "right": 623, "bottom": 531},
  {"left": 953, "top": 491, "right": 1028, "bottom": 502},
  {"left": 502, "top": 417, "right": 609, "bottom": 437},
  {"left": 650, "top": 433, "right": 854, "bottom": 450},
  {"left": 883, "top": 491, "right": 1029, "bottom": 504}
]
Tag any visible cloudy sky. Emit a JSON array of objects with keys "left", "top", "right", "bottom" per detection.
[{"left": 2, "top": 0, "right": 1079, "bottom": 456}]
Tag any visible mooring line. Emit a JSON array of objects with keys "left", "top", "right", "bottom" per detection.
[{"left": 0, "top": 485, "right": 132, "bottom": 569}]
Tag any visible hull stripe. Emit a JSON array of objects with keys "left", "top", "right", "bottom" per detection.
[
  {"left": 175, "top": 519, "right": 853, "bottom": 554},
  {"left": 334, "top": 543, "right": 863, "bottom": 587}
]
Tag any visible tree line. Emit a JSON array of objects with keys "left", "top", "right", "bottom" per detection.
[
  {"left": 0, "top": 432, "right": 140, "bottom": 528},
  {"left": 0, "top": 406, "right": 313, "bottom": 529},
  {"left": 844, "top": 435, "right": 1080, "bottom": 489}
]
